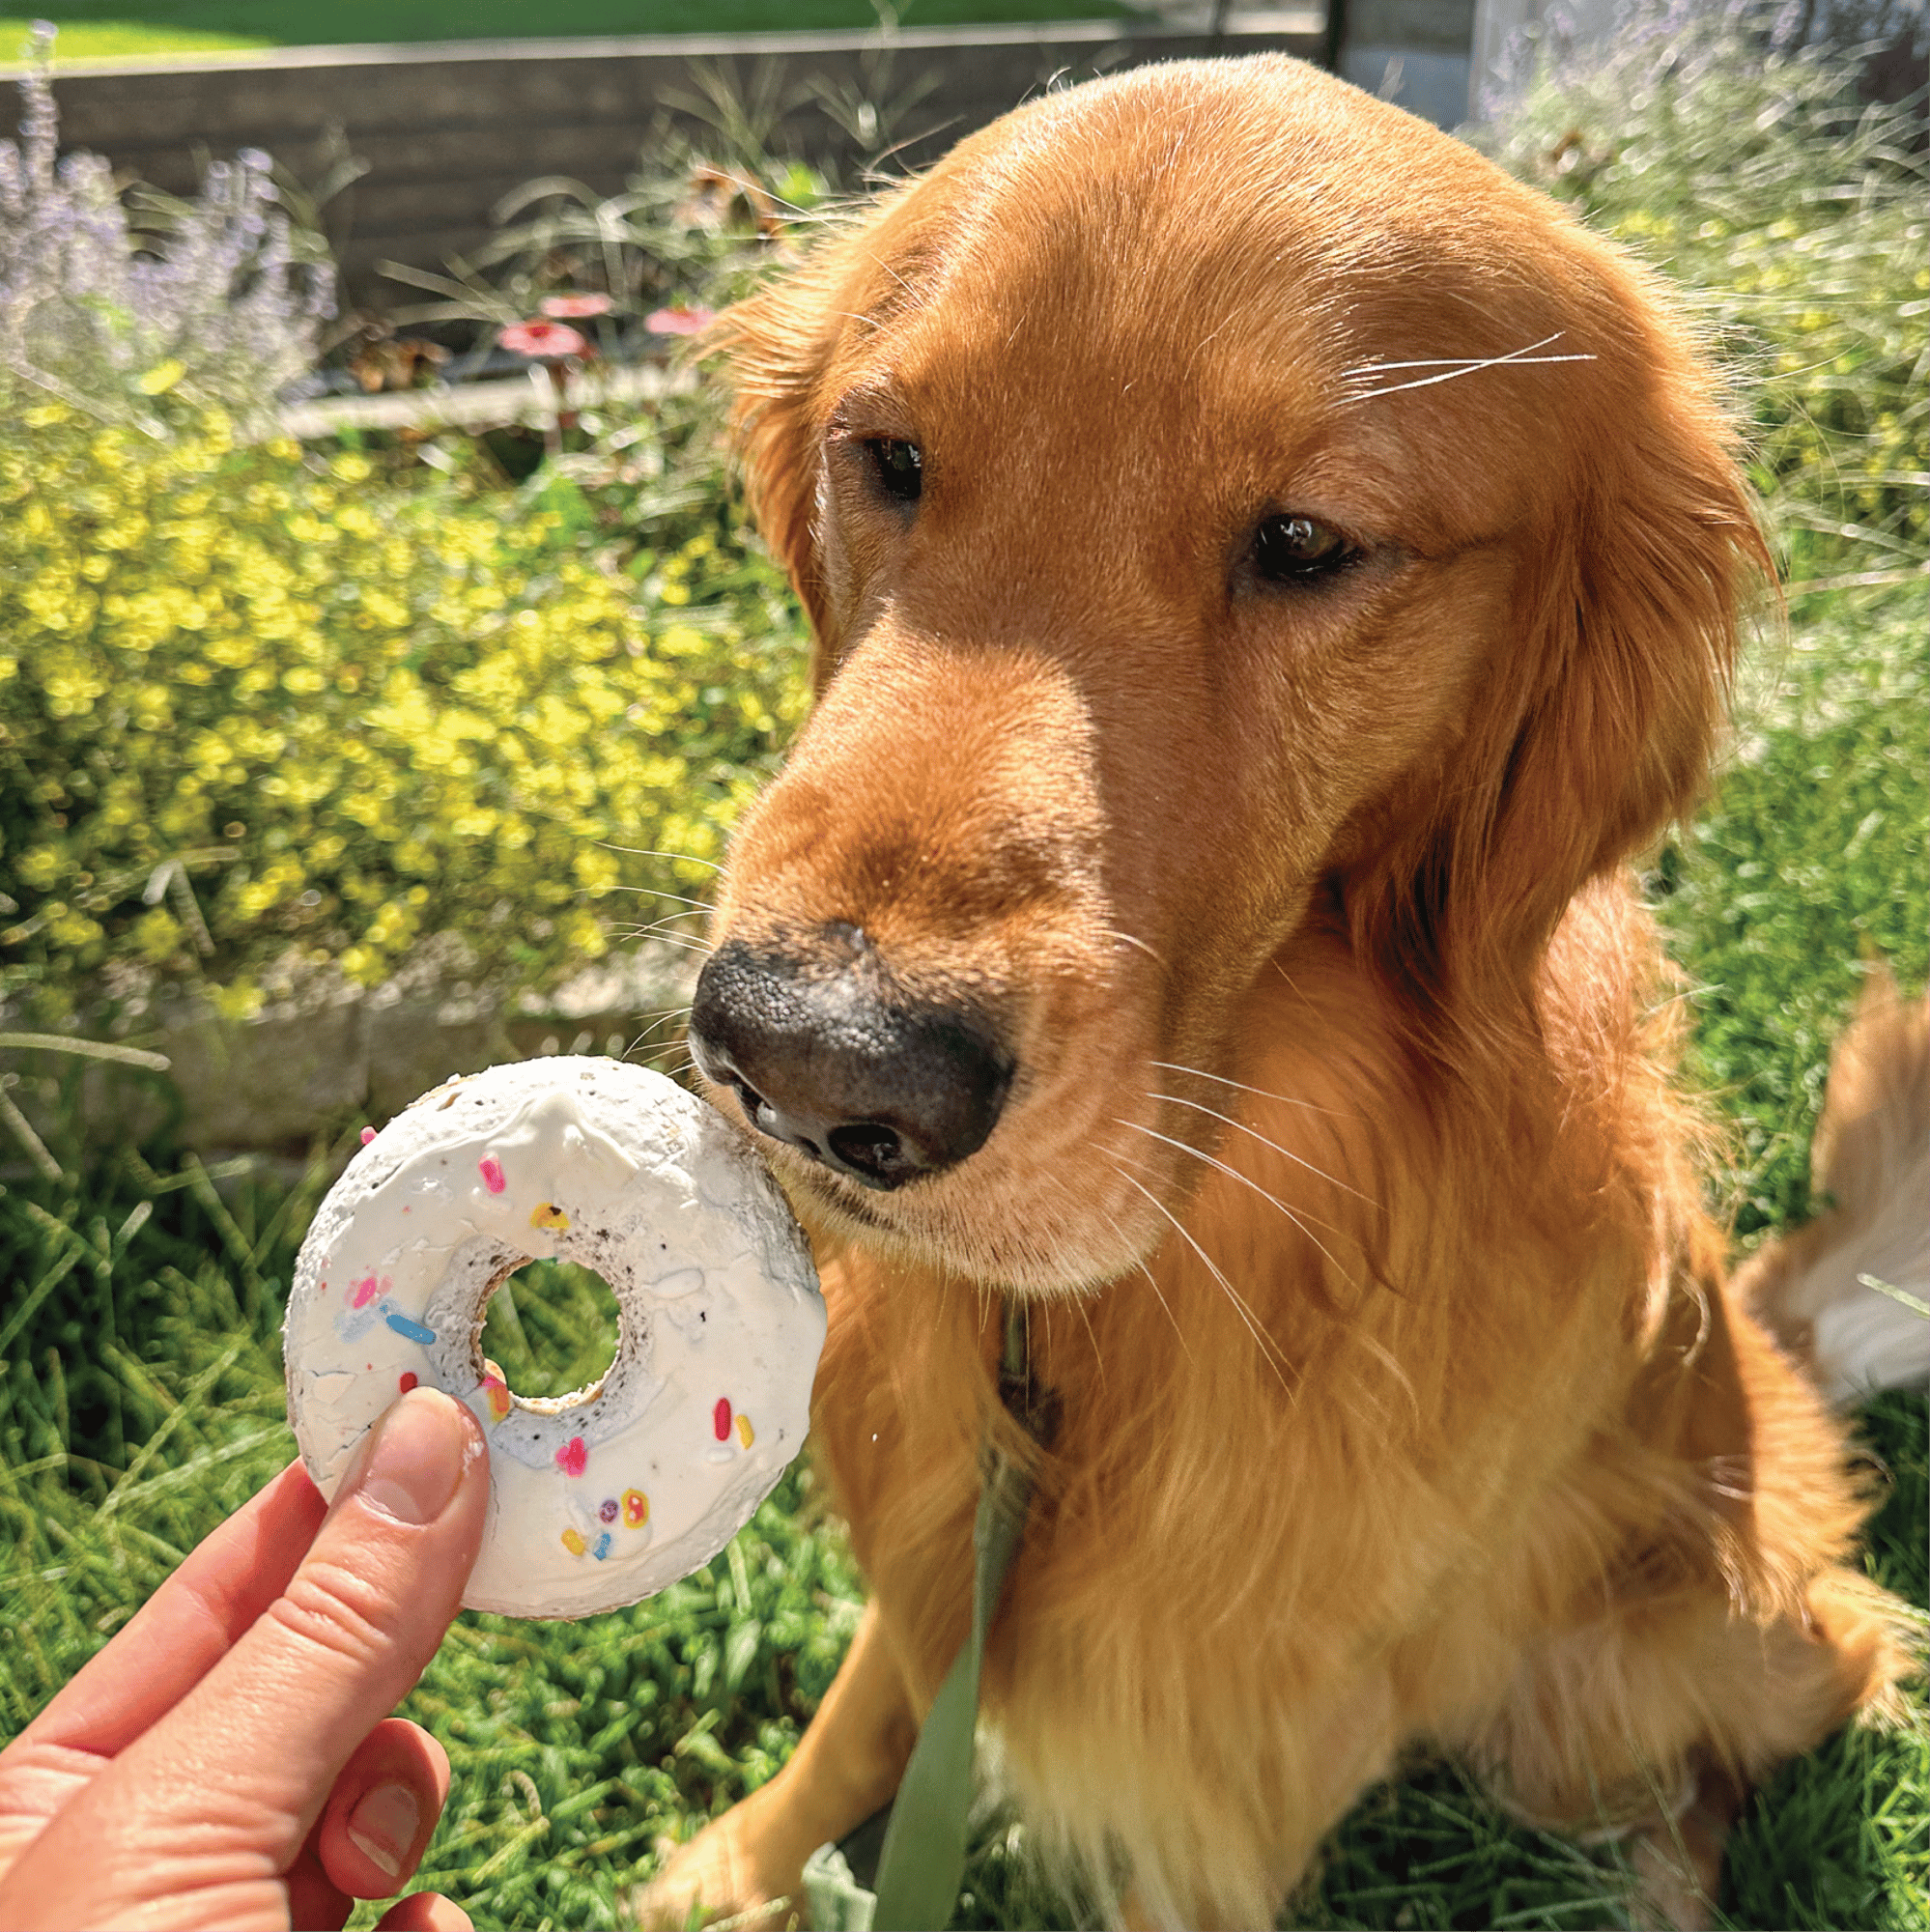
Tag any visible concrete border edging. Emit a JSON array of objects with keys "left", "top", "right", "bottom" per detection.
[{"left": 1, "top": 940, "right": 701, "bottom": 1161}]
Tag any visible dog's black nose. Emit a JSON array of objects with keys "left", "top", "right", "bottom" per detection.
[{"left": 688, "top": 932, "right": 1013, "bottom": 1190}]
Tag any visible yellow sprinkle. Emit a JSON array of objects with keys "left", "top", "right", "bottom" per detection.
[
  {"left": 529, "top": 1202, "right": 570, "bottom": 1232},
  {"left": 560, "top": 1526, "right": 587, "bottom": 1556},
  {"left": 736, "top": 1413, "right": 754, "bottom": 1449}
]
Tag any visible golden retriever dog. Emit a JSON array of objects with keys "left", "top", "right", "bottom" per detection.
[{"left": 644, "top": 53, "right": 1916, "bottom": 1930}]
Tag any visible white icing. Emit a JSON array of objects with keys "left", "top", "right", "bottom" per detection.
[{"left": 282, "top": 1058, "right": 825, "bottom": 1619}]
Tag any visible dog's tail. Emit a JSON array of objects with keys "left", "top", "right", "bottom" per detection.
[{"left": 1735, "top": 964, "right": 1930, "bottom": 1405}]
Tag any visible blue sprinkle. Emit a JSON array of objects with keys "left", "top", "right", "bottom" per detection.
[
  {"left": 383, "top": 1306, "right": 437, "bottom": 1346},
  {"left": 592, "top": 1531, "right": 612, "bottom": 1561},
  {"left": 334, "top": 1304, "right": 379, "bottom": 1345}
]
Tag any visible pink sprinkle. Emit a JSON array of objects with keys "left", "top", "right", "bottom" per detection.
[
  {"left": 556, "top": 1436, "right": 587, "bottom": 1477},
  {"left": 351, "top": 1276, "right": 380, "bottom": 1309},
  {"left": 479, "top": 1156, "right": 506, "bottom": 1194},
  {"left": 399, "top": 1371, "right": 418, "bottom": 1393},
  {"left": 359, "top": 1125, "right": 377, "bottom": 1145},
  {"left": 713, "top": 1397, "right": 731, "bottom": 1442}
]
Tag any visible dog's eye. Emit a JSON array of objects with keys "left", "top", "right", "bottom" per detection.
[
  {"left": 1252, "top": 514, "right": 1354, "bottom": 585},
  {"left": 866, "top": 438, "right": 923, "bottom": 504}
]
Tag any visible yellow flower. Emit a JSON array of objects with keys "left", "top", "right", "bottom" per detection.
[{"left": 3, "top": 400, "right": 809, "bottom": 1027}]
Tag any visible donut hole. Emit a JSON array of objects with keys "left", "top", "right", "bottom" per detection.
[{"left": 480, "top": 1259, "right": 621, "bottom": 1403}]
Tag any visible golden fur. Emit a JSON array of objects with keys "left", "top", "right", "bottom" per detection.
[{"left": 643, "top": 55, "right": 1914, "bottom": 1929}]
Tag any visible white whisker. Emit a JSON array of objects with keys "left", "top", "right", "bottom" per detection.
[
  {"left": 602, "top": 886, "right": 716, "bottom": 912},
  {"left": 1148, "top": 1092, "right": 1376, "bottom": 1209},
  {"left": 619, "top": 915, "right": 712, "bottom": 942},
  {"left": 1117, "top": 1118, "right": 1358, "bottom": 1284},
  {"left": 1148, "top": 1060, "right": 1344, "bottom": 1120},
  {"left": 869, "top": 252, "right": 922, "bottom": 303},
  {"left": 615, "top": 933, "right": 713, "bottom": 955},
  {"left": 1114, "top": 1169, "right": 1293, "bottom": 1394},
  {"left": 1342, "top": 333, "right": 1595, "bottom": 402},
  {"left": 1350, "top": 356, "right": 1594, "bottom": 399},
  {"left": 595, "top": 841, "right": 724, "bottom": 872},
  {"left": 1068, "top": 1285, "right": 1108, "bottom": 1391},
  {"left": 1105, "top": 925, "right": 1168, "bottom": 969},
  {"left": 1344, "top": 338, "right": 1562, "bottom": 374},
  {"left": 1096, "top": 1203, "right": 1194, "bottom": 1364},
  {"left": 628, "top": 1009, "right": 694, "bottom": 1049}
]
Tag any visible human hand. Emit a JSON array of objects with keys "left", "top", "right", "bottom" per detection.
[{"left": 0, "top": 1386, "right": 489, "bottom": 1930}]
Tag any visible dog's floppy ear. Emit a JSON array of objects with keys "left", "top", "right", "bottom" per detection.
[
  {"left": 1356, "top": 269, "right": 1770, "bottom": 1009},
  {"left": 710, "top": 232, "right": 868, "bottom": 686}
]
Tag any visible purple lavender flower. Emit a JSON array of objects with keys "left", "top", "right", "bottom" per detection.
[{"left": 0, "top": 27, "right": 337, "bottom": 426}]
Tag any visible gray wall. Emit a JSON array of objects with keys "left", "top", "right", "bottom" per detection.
[
  {"left": 6, "top": 19, "right": 1388, "bottom": 310},
  {"left": 1337, "top": 0, "right": 1474, "bottom": 129}
]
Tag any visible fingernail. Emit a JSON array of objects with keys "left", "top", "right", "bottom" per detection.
[
  {"left": 342, "top": 1387, "right": 467, "bottom": 1526},
  {"left": 346, "top": 1780, "right": 419, "bottom": 1880}
]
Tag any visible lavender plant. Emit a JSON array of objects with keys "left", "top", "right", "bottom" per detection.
[{"left": 0, "top": 22, "right": 334, "bottom": 430}]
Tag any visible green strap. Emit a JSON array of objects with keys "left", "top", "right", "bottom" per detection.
[{"left": 870, "top": 1306, "right": 1037, "bottom": 1931}]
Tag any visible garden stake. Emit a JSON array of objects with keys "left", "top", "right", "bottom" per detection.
[{"left": 869, "top": 1297, "right": 1051, "bottom": 1930}]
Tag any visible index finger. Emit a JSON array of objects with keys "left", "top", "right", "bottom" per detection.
[{"left": 12, "top": 1461, "right": 326, "bottom": 1759}]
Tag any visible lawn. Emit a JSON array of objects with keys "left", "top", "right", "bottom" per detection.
[
  {"left": 2, "top": 0, "right": 1133, "bottom": 66},
  {"left": 1, "top": 5, "right": 1924, "bottom": 1927}
]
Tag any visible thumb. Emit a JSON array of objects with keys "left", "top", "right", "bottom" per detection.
[{"left": 10, "top": 1389, "right": 488, "bottom": 1929}]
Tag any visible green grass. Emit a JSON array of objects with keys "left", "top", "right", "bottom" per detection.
[
  {"left": 1657, "top": 587, "right": 1930, "bottom": 1244},
  {"left": 1, "top": 0, "right": 1131, "bottom": 65}
]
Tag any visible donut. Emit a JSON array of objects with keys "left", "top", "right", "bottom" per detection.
[{"left": 283, "top": 1057, "right": 824, "bottom": 1619}]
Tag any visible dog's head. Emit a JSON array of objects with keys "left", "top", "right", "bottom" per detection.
[{"left": 687, "top": 56, "right": 1763, "bottom": 1291}]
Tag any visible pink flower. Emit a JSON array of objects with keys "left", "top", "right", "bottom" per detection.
[
  {"left": 645, "top": 306, "right": 716, "bottom": 337},
  {"left": 540, "top": 293, "right": 613, "bottom": 319},
  {"left": 498, "top": 320, "right": 587, "bottom": 360}
]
